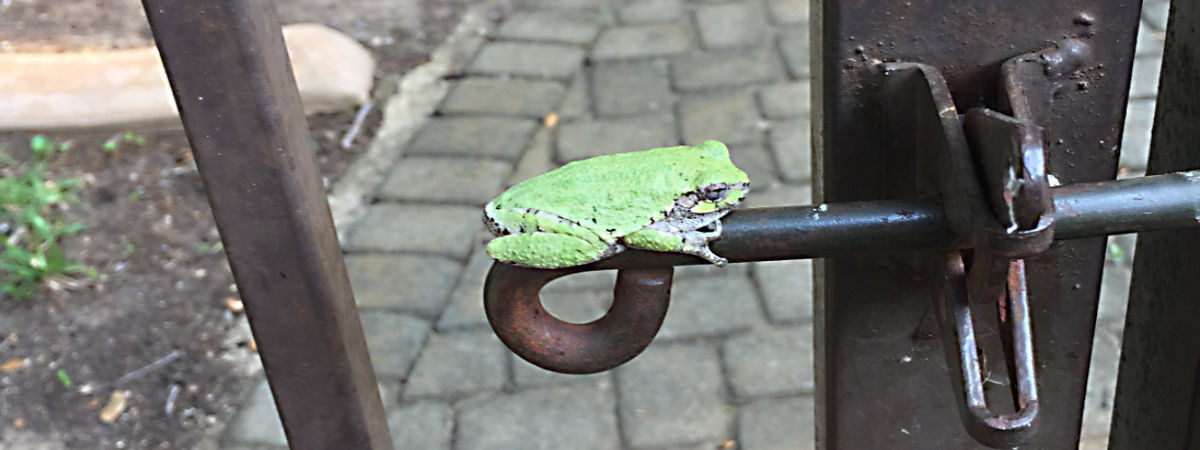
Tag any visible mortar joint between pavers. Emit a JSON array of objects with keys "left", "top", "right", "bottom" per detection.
[{"left": 745, "top": 262, "right": 788, "bottom": 325}]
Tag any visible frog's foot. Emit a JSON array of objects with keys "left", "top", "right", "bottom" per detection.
[
  {"left": 486, "top": 232, "right": 618, "bottom": 269},
  {"left": 681, "top": 240, "right": 728, "bottom": 266},
  {"left": 624, "top": 228, "right": 728, "bottom": 266},
  {"left": 696, "top": 220, "right": 722, "bottom": 241}
]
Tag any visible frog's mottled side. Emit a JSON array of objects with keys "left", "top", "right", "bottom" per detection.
[{"left": 483, "top": 140, "right": 750, "bottom": 269}]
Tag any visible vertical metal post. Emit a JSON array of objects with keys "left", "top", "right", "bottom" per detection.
[
  {"left": 142, "top": 2, "right": 394, "bottom": 449},
  {"left": 1109, "top": 1, "right": 1200, "bottom": 448},
  {"left": 812, "top": 0, "right": 1140, "bottom": 447}
]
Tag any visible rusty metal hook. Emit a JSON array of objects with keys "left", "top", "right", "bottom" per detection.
[
  {"left": 483, "top": 262, "right": 673, "bottom": 374},
  {"left": 936, "top": 254, "right": 1039, "bottom": 448}
]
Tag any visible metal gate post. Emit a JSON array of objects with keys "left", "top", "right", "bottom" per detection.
[
  {"left": 142, "top": 1, "right": 393, "bottom": 449},
  {"left": 1109, "top": 1, "right": 1200, "bottom": 448},
  {"left": 812, "top": 0, "right": 1141, "bottom": 447}
]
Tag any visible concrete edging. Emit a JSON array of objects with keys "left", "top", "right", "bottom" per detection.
[
  {"left": 0, "top": 23, "right": 374, "bottom": 131},
  {"left": 327, "top": 1, "right": 506, "bottom": 235}
]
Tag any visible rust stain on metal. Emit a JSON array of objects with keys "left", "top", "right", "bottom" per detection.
[{"left": 484, "top": 263, "right": 672, "bottom": 374}]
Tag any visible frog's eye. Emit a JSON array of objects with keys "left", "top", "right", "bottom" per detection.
[{"left": 704, "top": 190, "right": 725, "bottom": 201}]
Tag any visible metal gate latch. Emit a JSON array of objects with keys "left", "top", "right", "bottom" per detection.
[
  {"left": 883, "top": 40, "right": 1094, "bottom": 448},
  {"left": 483, "top": 37, "right": 1200, "bottom": 449}
]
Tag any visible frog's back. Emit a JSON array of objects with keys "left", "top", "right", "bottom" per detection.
[{"left": 488, "top": 141, "right": 745, "bottom": 236}]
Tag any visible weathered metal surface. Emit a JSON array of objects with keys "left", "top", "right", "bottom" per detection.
[
  {"left": 588, "top": 172, "right": 1200, "bottom": 269},
  {"left": 934, "top": 256, "right": 1038, "bottom": 448},
  {"left": 1110, "top": 1, "right": 1200, "bottom": 448},
  {"left": 887, "top": 61, "right": 1050, "bottom": 448},
  {"left": 142, "top": 2, "right": 393, "bottom": 449},
  {"left": 964, "top": 109, "right": 1051, "bottom": 233},
  {"left": 486, "top": 171, "right": 1200, "bottom": 375},
  {"left": 1052, "top": 170, "right": 1200, "bottom": 237},
  {"left": 962, "top": 108, "right": 1054, "bottom": 311},
  {"left": 484, "top": 265, "right": 672, "bottom": 374},
  {"left": 812, "top": 0, "right": 1141, "bottom": 447}
]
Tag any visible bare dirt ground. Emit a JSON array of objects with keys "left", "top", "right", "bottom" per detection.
[{"left": 0, "top": 0, "right": 479, "bottom": 447}]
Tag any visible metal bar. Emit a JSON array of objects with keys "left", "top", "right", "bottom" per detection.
[
  {"left": 487, "top": 171, "right": 1200, "bottom": 376},
  {"left": 813, "top": 0, "right": 1141, "bottom": 447},
  {"left": 1052, "top": 170, "right": 1200, "bottom": 238},
  {"left": 580, "top": 171, "right": 1200, "bottom": 270},
  {"left": 1109, "top": 0, "right": 1200, "bottom": 447},
  {"left": 142, "top": 2, "right": 394, "bottom": 449}
]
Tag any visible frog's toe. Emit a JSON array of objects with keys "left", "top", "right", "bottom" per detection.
[
  {"left": 683, "top": 244, "right": 728, "bottom": 266},
  {"left": 697, "top": 221, "right": 723, "bottom": 240}
]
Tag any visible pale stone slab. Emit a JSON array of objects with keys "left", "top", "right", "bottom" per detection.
[{"left": 0, "top": 23, "right": 374, "bottom": 130}]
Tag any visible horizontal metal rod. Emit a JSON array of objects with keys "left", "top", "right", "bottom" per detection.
[{"left": 592, "top": 170, "right": 1200, "bottom": 270}]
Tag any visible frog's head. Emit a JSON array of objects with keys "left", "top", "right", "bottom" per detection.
[{"left": 688, "top": 141, "right": 751, "bottom": 215}]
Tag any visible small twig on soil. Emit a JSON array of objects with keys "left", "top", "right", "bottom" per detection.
[
  {"left": 113, "top": 349, "right": 184, "bottom": 387},
  {"left": 165, "top": 384, "right": 182, "bottom": 417},
  {"left": 340, "top": 100, "right": 375, "bottom": 150}
]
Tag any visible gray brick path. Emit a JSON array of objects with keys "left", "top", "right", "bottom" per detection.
[
  {"left": 224, "top": 0, "right": 1167, "bottom": 448},
  {"left": 680, "top": 91, "right": 764, "bottom": 146},
  {"left": 592, "top": 24, "right": 691, "bottom": 60},
  {"left": 558, "top": 114, "right": 677, "bottom": 160},
  {"left": 694, "top": 2, "right": 769, "bottom": 49},
  {"left": 592, "top": 60, "right": 674, "bottom": 117},
  {"left": 457, "top": 381, "right": 620, "bottom": 450},
  {"left": 673, "top": 50, "right": 783, "bottom": 91},
  {"left": 345, "top": 254, "right": 461, "bottom": 314},
  {"left": 491, "top": 11, "right": 603, "bottom": 44},
  {"left": 438, "top": 78, "right": 567, "bottom": 118},
  {"left": 618, "top": 0, "right": 683, "bottom": 24},
  {"left": 387, "top": 402, "right": 454, "bottom": 449},
  {"left": 616, "top": 343, "right": 731, "bottom": 447},
  {"left": 465, "top": 42, "right": 586, "bottom": 80},
  {"left": 403, "top": 331, "right": 508, "bottom": 398},
  {"left": 378, "top": 156, "right": 513, "bottom": 205}
]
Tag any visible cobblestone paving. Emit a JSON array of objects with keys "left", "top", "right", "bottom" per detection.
[{"left": 224, "top": 0, "right": 1169, "bottom": 448}]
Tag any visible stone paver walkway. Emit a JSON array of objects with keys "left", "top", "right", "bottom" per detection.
[{"left": 223, "top": 0, "right": 1169, "bottom": 448}]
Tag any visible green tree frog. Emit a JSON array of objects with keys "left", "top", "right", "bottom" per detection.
[{"left": 483, "top": 140, "right": 750, "bottom": 269}]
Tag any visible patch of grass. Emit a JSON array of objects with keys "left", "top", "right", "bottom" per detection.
[{"left": 1, "top": 135, "right": 92, "bottom": 299}]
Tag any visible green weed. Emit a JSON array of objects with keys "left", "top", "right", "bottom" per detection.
[
  {"left": 102, "top": 131, "right": 146, "bottom": 153},
  {"left": 0, "top": 135, "right": 91, "bottom": 299},
  {"left": 56, "top": 369, "right": 72, "bottom": 388}
]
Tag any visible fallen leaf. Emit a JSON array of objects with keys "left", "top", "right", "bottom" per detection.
[
  {"left": 99, "top": 391, "right": 128, "bottom": 424},
  {"left": 543, "top": 112, "right": 559, "bottom": 128},
  {"left": 1, "top": 358, "right": 24, "bottom": 373},
  {"left": 13, "top": 417, "right": 24, "bottom": 429},
  {"left": 224, "top": 297, "right": 244, "bottom": 313}
]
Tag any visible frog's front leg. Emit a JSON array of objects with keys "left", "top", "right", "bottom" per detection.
[
  {"left": 486, "top": 233, "right": 616, "bottom": 269},
  {"left": 697, "top": 220, "right": 721, "bottom": 240},
  {"left": 624, "top": 228, "right": 728, "bottom": 266}
]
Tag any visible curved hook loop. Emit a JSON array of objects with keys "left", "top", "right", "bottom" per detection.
[
  {"left": 937, "top": 253, "right": 1039, "bottom": 448},
  {"left": 484, "top": 262, "right": 673, "bottom": 374}
]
